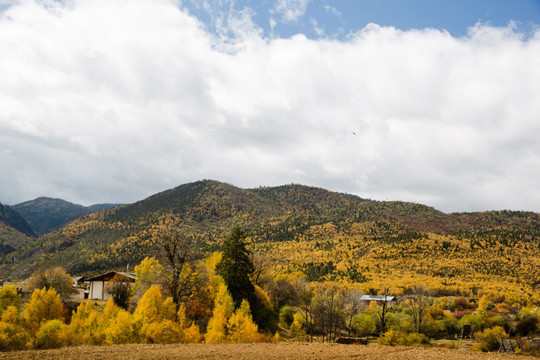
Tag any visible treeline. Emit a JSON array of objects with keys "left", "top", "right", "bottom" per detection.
[{"left": 1, "top": 226, "right": 539, "bottom": 353}]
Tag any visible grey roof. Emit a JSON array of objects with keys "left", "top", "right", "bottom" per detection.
[
  {"left": 85, "top": 271, "right": 136, "bottom": 282},
  {"left": 360, "top": 295, "right": 395, "bottom": 302}
]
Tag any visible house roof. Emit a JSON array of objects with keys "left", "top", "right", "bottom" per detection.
[
  {"left": 360, "top": 295, "right": 395, "bottom": 302},
  {"left": 85, "top": 271, "right": 136, "bottom": 283}
]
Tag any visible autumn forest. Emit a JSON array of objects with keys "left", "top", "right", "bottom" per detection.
[{"left": 0, "top": 180, "right": 539, "bottom": 354}]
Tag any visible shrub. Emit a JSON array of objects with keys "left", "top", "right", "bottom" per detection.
[
  {"left": 378, "top": 329, "right": 430, "bottom": 346},
  {"left": 473, "top": 326, "right": 508, "bottom": 352},
  {"left": 279, "top": 305, "right": 297, "bottom": 328},
  {"left": 289, "top": 313, "right": 305, "bottom": 338},
  {"left": 453, "top": 297, "right": 472, "bottom": 311},
  {"left": 352, "top": 313, "right": 377, "bottom": 337},
  {"left": 0, "top": 307, "right": 29, "bottom": 351},
  {"left": 458, "top": 313, "right": 486, "bottom": 334},
  {"left": 516, "top": 315, "right": 539, "bottom": 336},
  {"left": 439, "top": 316, "right": 460, "bottom": 338},
  {"left": 378, "top": 329, "right": 402, "bottom": 346},
  {"left": 183, "top": 323, "right": 202, "bottom": 343},
  {"left": 422, "top": 317, "right": 444, "bottom": 339},
  {"left": 403, "top": 332, "right": 430, "bottom": 346},
  {"left": 145, "top": 320, "right": 182, "bottom": 344},
  {"left": 35, "top": 319, "right": 67, "bottom": 349},
  {"left": 107, "top": 280, "right": 132, "bottom": 310},
  {"left": 0, "top": 287, "right": 21, "bottom": 316},
  {"left": 254, "top": 306, "right": 279, "bottom": 333}
]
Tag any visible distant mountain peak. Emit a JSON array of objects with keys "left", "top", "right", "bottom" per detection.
[
  {"left": 13, "top": 198, "right": 119, "bottom": 237},
  {"left": 0, "top": 202, "right": 36, "bottom": 238}
]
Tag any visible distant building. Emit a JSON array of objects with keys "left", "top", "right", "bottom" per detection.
[
  {"left": 85, "top": 271, "right": 136, "bottom": 300},
  {"left": 360, "top": 294, "right": 396, "bottom": 302}
]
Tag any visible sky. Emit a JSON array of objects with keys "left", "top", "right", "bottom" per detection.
[{"left": 1, "top": 0, "right": 540, "bottom": 213}]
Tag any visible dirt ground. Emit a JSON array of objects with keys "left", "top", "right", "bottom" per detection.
[{"left": 1, "top": 343, "right": 537, "bottom": 360}]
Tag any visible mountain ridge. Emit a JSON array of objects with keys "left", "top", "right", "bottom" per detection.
[
  {"left": 13, "top": 197, "right": 121, "bottom": 237},
  {"left": 0, "top": 179, "right": 538, "bottom": 302}
]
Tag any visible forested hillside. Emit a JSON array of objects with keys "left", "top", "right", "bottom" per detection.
[
  {"left": 13, "top": 197, "right": 120, "bottom": 236},
  {"left": 0, "top": 203, "right": 36, "bottom": 258},
  {"left": 1, "top": 180, "right": 538, "bottom": 304}
]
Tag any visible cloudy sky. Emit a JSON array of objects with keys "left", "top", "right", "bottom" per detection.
[{"left": 1, "top": 0, "right": 540, "bottom": 213}]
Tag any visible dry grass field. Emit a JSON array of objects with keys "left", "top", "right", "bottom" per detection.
[{"left": 1, "top": 343, "right": 537, "bottom": 360}]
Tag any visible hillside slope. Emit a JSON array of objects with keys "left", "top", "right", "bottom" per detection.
[
  {"left": 0, "top": 202, "right": 36, "bottom": 257},
  {"left": 13, "top": 197, "right": 120, "bottom": 236},
  {"left": 1, "top": 180, "right": 538, "bottom": 303}
]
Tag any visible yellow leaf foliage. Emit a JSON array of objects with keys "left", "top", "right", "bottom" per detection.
[
  {"left": 23, "top": 288, "right": 63, "bottom": 334},
  {"left": 0, "top": 306, "right": 29, "bottom": 351},
  {"left": 145, "top": 320, "right": 182, "bottom": 344},
  {"left": 205, "top": 305, "right": 227, "bottom": 343},
  {"left": 215, "top": 284, "right": 234, "bottom": 319},
  {"left": 227, "top": 300, "right": 260, "bottom": 343},
  {"left": 35, "top": 319, "right": 67, "bottom": 349},
  {"left": 67, "top": 300, "right": 100, "bottom": 345},
  {"left": 104, "top": 309, "right": 134, "bottom": 345},
  {"left": 134, "top": 285, "right": 165, "bottom": 326}
]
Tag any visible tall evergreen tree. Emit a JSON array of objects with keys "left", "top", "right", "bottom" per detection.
[{"left": 216, "top": 227, "right": 255, "bottom": 309}]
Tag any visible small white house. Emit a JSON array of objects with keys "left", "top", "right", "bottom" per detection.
[
  {"left": 360, "top": 295, "right": 396, "bottom": 302},
  {"left": 85, "top": 271, "right": 136, "bottom": 300}
]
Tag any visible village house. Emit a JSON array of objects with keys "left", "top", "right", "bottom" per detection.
[
  {"left": 360, "top": 294, "right": 397, "bottom": 303},
  {"left": 83, "top": 271, "right": 136, "bottom": 300}
]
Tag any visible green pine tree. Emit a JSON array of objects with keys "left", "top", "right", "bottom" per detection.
[{"left": 216, "top": 227, "right": 255, "bottom": 309}]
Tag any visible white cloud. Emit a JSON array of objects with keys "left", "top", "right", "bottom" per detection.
[
  {"left": 0, "top": 0, "right": 539, "bottom": 213},
  {"left": 310, "top": 18, "right": 324, "bottom": 36},
  {"left": 324, "top": 5, "right": 341, "bottom": 17},
  {"left": 274, "top": 0, "right": 311, "bottom": 23}
]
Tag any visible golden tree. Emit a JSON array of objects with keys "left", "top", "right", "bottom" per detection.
[
  {"left": 227, "top": 299, "right": 260, "bottom": 343},
  {"left": 23, "top": 288, "right": 63, "bottom": 334}
]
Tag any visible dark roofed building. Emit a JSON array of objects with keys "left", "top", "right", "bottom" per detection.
[{"left": 86, "top": 271, "right": 136, "bottom": 300}]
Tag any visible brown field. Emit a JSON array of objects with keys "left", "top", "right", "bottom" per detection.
[{"left": 1, "top": 343, "right": 537, "bottom": 360}]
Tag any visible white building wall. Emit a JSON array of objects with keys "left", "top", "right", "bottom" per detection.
[{"left": 90, "top": 280, "right": 104, "bottom": 300}]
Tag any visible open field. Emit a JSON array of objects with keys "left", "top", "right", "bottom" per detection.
[{"left": 1, "top": 343, "right": 537, "bottom": 360}]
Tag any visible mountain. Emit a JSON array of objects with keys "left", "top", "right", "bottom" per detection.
[
  {"left": 13, "top": 197, "right": 121, "bottom": 237},
  {"left": 1, "top": 180, "right": 538, "bottom": 303},
  {"left": 0, "top": 202, "right": 36, "bottom": 257}
]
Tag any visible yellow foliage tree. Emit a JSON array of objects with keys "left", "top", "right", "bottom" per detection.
[
  {"left": 87, "top": 297, "right": 121, "bottom": 344},
  {"left": 183, "top": 323, "right": 202, "bottom": 343},
  {"left": 23, "top": 288, "right": 63, "bottom": 334},
  {"left": 215, "top": 284, "right": 235, "bottom": 319},
  {"left": 162, "top": 297, "right": 177, "bottom": 322},
  {"left": 254, "top": 285, "right": 271, "bottom": 308},
  {"left": 134, "top": 285, "right": 185, "bottom": 343},
  {"left": 474, "top": 326, "right": 509, "bottom": 352},
  {"left": 205, "top": 305, "right": 228, "bottom": 343},
  {"left": 227, "top": 300, "right": 260, "bottom": 343},
  {"left": 289, "top": 313, "right": 305, "bottom": 338},
  {"left": 133, "top": 257, "right": 164, "bottom": 302},
  {"left": 0, "top": 306, "right": 29, "bottom": 351},
  {"left": 177, "top": 303, "right": 202, "bottom": 343},
  {"left": 477, "top": 295, "right": 492, "bottom": 313},
  {"left": 205, "top": 283, "right": 236, "bottom": 343},
  {"left": 134, "top": 285, "right": 165, "bottom": 326},
  {"left": 35, "top": 319, "right": 67, "bottom": 349},
  {"left": 67, "top": 299, "right": 101, "bottom": 344},
  {"left": 103, "top": 309, "right": 134, "bottom": 345},
  {"left": 0, "top": 286, "right": 21, "bottom": 316},
  {"left": 145, "top": 320, "right": 182, "bottom": 344}
]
